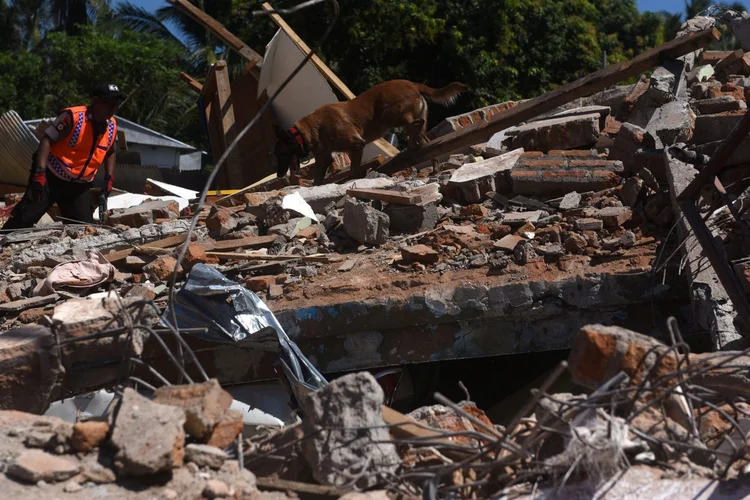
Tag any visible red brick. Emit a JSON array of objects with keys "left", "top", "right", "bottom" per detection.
[
  {"left": 469, "top": 111, "right": 482, "bottom": 123},
  {"left": 245, "top": 275, "right": 276, "bottom": 292},
  {"left": 183, "top": 243, "right": 219, "bottom": 269},
  {"left": 569, "top": 159, "right": 615, "bottom": 168},
  {"left": 521, "top": 151, "right": 544, "bottom": 158},
  {"left": 458, "top": 115, "right": 471, "bottom": 127},
  {"left": 402, "top": 244, "right": 440, "bottom": 265},
  {"left": 204, "top": 409, "right": 243, "bottom": 449},
  {"left": 72, "top": 421, "right": 109, "bottom": 453},
  {"left": 547, "top": 150, "right": 593, "bottom": 157},
  {"left": 520, "top": 159, "right": 566, "bottom": 168},
  {"left": 510, "top": 171, "right": 539, "bottom": 178}
]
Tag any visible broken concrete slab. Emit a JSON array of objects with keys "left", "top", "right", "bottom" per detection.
[
  {"left": 646, "top": 100, "right": 696, "bottom": 147},
  {"left": 665, "top": 150, "right": 741, "bottom": 349},
  {"left": 153, "top": 379, "right": 232, "bottom": 440},
  {"left": 343, "top": 199, "right": 390, "bottom": 245},
  {"left": 301, "top": 372, "right": 399, "bottom": 488},
  {"left": 558, "top": 192, "right": 581, "bottom": 210},
  {"left": 692, "top": 95, "right": 747, "bottom": 114},
  {"left": 692, "top": 111, "right": 746, "bottom": 145},
  {"left": 108, "top": 200, "right": 179, "bottom": 228},
  {"left": 383, "top": 202, "right": 439, "bottom": 234},
  {"left": 508, "top": 113, "right": 601, "bottom": 152},
  {"left": 297, "top": 178, "right": 395, "bottom": 214},
  {"left": 185, "top": 443, "right": 227, "bottom": 470},
  {"left": 595, "top": 206, "right": 632, "bottom": 227},
  {"left": 111, "top": 388, "right": 186, "bottom": 476},
  {"left": 448, "top": 148, "right": 524, "bottom": 203},
  {"left": 502, "top": 211, "right": 543, "bottom": 226},
  {"left": 0, "top": 325, "right": 62, "bottom": 414},
  {"left": 575, "top": 218, "right": 604, "bottom": 231},
  {"left": 7, "top": 449, "right": 80, "bottom": 483}
]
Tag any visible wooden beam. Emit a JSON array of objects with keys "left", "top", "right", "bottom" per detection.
[
  {"left": 262, "top": 2, "right": 353, "bottom": 99},
  {"left": 261, "top": 2, "right": 399, "bottom": 159},
  {"left": 202, "top": 235, "right": 277, "bottom": 251},
  {"left": 206, "top": 252, "right": 344, "bottom": 263},
  {"left": 167, "top": 0, "right": 262, "bottom": 71},
  {"left": 714, "top": 48, "right": 745, "bottom": 74},
  {"left": 180, "top": 72, "right": 203, "bottom": 94},
  {"left": 378, "top": 27, "right": 722, "bottom": 175}
]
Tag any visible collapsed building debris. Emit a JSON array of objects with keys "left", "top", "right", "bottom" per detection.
[{"left": 4, "top": 3, "right": 750, "bottom": 497}]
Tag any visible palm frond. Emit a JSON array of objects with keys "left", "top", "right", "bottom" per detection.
[{"left": 115, "top": 1, "right": 185, "bottom": 47}]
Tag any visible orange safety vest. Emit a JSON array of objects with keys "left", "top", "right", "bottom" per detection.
[{"left": 47, "top": 106, "right": 117, "bottom": 183}]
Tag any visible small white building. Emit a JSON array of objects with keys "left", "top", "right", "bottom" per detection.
[{"left": 24, "top": 115, "right": 204, "bottom": 171}]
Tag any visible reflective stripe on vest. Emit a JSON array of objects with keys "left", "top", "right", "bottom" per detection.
[{"left": 47, "top": 106, "right": 117, "bottom": 183}]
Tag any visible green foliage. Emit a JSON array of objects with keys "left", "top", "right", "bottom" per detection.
[{"left": 0, "top": 0, "right": 743, "bottom": 150}]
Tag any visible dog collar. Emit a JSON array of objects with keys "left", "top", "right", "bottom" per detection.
[{"left": 288, "top": 126, "right": 308, "bottom": 157}]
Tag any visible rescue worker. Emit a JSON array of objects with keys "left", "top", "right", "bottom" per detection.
[{"left": 2, "top": 83, "right": 122, "bottom": 230}]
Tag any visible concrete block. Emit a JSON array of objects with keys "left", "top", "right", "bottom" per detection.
[
  {"left": 298, "top": 178, "right": 395, "bottom": 214},
  {"left": 692, "top": 111, "right": 746, "bottom": 145},
  {"left": 508, "top": 113, "right": 601, "bottom": 152},
  {"left": 646, "top": 100, "right": 695, "bottom": 146},
  {"left": 0, "top": 325, "right": 62, "bottom": 413},
  {"left": 384, "top": 202, "right": 439, "bottom": 234},
  {"left": 575, "top": 218, "right": 603, "bottom": 231},
  {"left": 448, "top": 148, "right": 524, "bottom": 203},
  {"left": 595, "top": 206, "right": 632, "bottom": 227},
  {"left": 343, "top": 199, "right": 390, "bottom": 245},
  {"left": 692, "top": 96, "right": 747, "bottom": 115}
]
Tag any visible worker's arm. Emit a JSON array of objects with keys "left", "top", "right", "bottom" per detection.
[
  {"left": 33, "top": 137, "right": 52, "bottom": 172},
  {"left": 103, "top": 147, "right": 116, "bottom": 179},
  {"left": 34, "top": 110, "right": 73, "bottom": 172}
]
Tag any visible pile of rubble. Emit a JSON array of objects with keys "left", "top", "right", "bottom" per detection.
[
  {"left": 5, "top": 10, "right": 750, "bottom": 498},
  {"left": 3, "top": 323, "right": 750, "bottom": 498}
]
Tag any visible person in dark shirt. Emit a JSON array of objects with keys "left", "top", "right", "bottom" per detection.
[{"left": 2, "top": 83, "right": 123, "bottom": 230}]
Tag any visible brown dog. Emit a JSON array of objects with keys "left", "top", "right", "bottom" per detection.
[{"left": 273, "top": 79, "right": 469, "bottom": 184}]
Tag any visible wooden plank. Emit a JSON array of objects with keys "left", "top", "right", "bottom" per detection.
[
  {"left": 255, "top": 477, "right": 346, "bottom": 497},
  {"left": 167, "top": 0, "right": 262, "bottom": 71},
  {"left": 346, "top": 188, "right": 423, "bottom": 205},
  {"left": 214, "top": 61, "right": 244, "bottom": 188},
  {"left": 260, "top": 2, "right": 399, "bottom": 159},
  {"left": 714, "top": 48, "right": 745, "bottom": 73},
  {"left": 216, "top": 175, "right": 288, "bottom": 207},
  {"left": 206, "top": 252, "right": 344, "bottom": 263},
  {"left": 103, "top": 233, "right": 190, "bottom": 263},
  {"left": 378, "top": 27, "right": 721, "bottom": 175},
  {"left": 0, "top": 294, "right": 58, "bottom": 313},
  {"left": 202, "top": 235, "right": 277, "bottom": 251},
  {"left": 701, "top": 50, "right": 734, "bottom": 65},
  {"left": 180, "top": 72, "right": 203, "bottom": 94}
]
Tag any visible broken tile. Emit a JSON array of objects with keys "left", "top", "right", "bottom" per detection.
[
  {"left": 494, "top": 235, "right": 525, "bottom": 251},
  {"left": 401, "top": 244, "right": 440, "bottom": 265}
]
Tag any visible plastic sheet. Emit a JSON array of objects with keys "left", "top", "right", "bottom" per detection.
[{"left": 160, "top": 264, "right": 327, "bottom": 396}]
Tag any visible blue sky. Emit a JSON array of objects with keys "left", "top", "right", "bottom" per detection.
[
  {"left": 635, "top": 0, "right": 750, "bottom": 14},
  {"left": 124, "top": 0, "right": 750, "bottom": 17}
]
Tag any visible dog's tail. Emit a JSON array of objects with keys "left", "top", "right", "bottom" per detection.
[{"left": 416, "top": 82, "right": 470, "bottom": 106}]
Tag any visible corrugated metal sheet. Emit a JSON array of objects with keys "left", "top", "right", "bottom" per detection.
[{"left": 0, "top": 110, "right": 39, "bottom": 186}]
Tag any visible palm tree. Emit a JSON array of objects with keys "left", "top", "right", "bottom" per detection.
[
  {"left": 114, "top": 0, "right": 255, "bottom": 76},
  {"left": 0, "top": 0, "right": 22, "bottom": 50}
]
